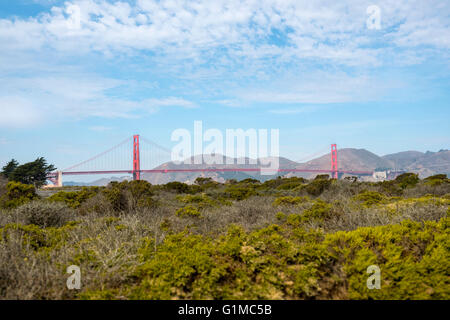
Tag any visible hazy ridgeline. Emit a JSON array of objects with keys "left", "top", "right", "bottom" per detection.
[{"left": 0, "top": 174, "right": 449, "bottom": 300}]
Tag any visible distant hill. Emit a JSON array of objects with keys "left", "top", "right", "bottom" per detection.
[
  {"left": 382, "top": 151, "right": 426, "bottom": 169},
  {"left": 296, "top": 148, "right": 393, "bottom": 172},
  {"left": 141, "top": 154, "right": 290, "bottom": 184},
  {"left": 383, "top": 150, "right": 450, "bottom": 177},
  {"left": 65, "top": 148, "right": 450, "bottom": 186},
  {"left": 64, "top": 176, "right": 130, "bottom": 187}
]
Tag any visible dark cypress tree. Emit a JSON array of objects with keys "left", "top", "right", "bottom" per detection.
[
  {"left": 1, "top": 159, "right": 19, "bottom": 179},
  {"left": 9, "top": 157, "right": 56, "bottom": 188}
]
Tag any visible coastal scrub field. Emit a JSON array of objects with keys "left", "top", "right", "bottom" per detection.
[{"left": 0, "top": 174, "right": 449, "bottom": 300}]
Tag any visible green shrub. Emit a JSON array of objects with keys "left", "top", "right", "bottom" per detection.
[
  {"left": 240, "top": 178, "right": 260, "bottom": 184},
  {"left": 128, "top": 180, "right": 153, "bottom": 198},
  {"left": 379, "top": 180, "right": 403, "bottom": 196},
  {"left": 273, "top": 196, "right": 309, "bottom": 206},
  {"left": 324, "top": 218, "right": 450, "bottom": 299},
  {"left": 276, "top": 182, "right": 304, "bottom": 190},
  {"left": 305, "top": 179, "right": 331, "bottom": 196},
  {"left": 0, "top": 223, "right": 43, "bottom": 248},
  {"left": 286, "top": 213, "right": 302, "bottom": 227},
  {"left": 354, "top": 190, "right": 386, "bottom": 207},
  {"left": 101, "top": 180, "right": 156, "bottom": 211},
  {"left": 14, "top": 201, "right": 75, "bottom": 228},
  {"left": 302, "top": 199, "right": 333, "bottom": 222},
  {"left": 194, "top": 177, "right": 219, "bottom": 190},
  {"left": 260, "top": 176, "right": 284, "bottom": 189},
  {"left": 175, "top": 205, "right": 202, "bottom": 218},
  {"left": 272, "top": 177, "right": 308, "bottom": 191},
  {"left": 223, "top": 185, "right": 256, "bottom": 201},
  {"left": 160, "top": 219, "right": 172, "bottom": 232},
  {"left": 275, "top": 211, "right": 286, "bottom": 221},
  {"left": 102, "top": 185, "right": 128, "bottom": 211},
  {"left": 425, "top": 174, "right": 447, "bottom": 181},
  {"left": 424, "top": 175, "right": 449, "bottom": 186},
  {"left": 188, "top": 185, "right": 203, "bottom": 194},
  {"left": 0, "top": 181, "right": 38, "bottom": 209},
  {"left": 164, "top": 181, "right": 190, "bottom": 194},
  {"left": 48, "top": 187, "right": 99, "bottom": 209}
]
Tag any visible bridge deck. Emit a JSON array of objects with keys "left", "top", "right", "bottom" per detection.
[{"left": 48, "top": 168, "right": 373, "bottom": 177}]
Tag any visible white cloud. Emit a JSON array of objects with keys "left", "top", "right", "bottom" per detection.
[
  {"left": 0, "top": 0, "right": 448, "bottom": 66},
  {"left": 0, "top": 0, "right": 448, "bottom": 126},
  {"left": 144, "top": 97, "right": 196, "bottom": 109},
  {"left": 89, "top": 125, "right": 113, "bottom": 132},
  {"left": 269, "top": 106, "right": 323, "bottom": 114},
  {"left": 0, "top": 75, "right": 196, "bottom": 127},
  {"left": 0, "top": 96, "right": 43, "bottom": 127},
  {"left": 235, "top": 71, "right": 401, "bottom": 105}
]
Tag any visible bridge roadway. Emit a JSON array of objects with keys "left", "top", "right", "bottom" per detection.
[{"left": 48, "top": 168, "right": 374, "bottom": 177}]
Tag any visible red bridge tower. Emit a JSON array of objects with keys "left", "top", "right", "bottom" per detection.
[
  {"left": 331, "top": 144, "right": 338, "bottom": 179},
  {"left": 133, "top": 134, "right": 140, "bottom": 180}
]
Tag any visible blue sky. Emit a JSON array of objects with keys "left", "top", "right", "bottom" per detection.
[{"left": 0, "top": 0, "right": 449, "bottom": 177}]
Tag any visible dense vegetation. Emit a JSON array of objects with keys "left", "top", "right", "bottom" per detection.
[{"left": 0, "top": 173, "right": 449, "bottom": 299}]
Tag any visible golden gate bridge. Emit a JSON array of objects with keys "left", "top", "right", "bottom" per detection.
[{"left": 47, "top": 135, "right": 374, "bottom": 186}]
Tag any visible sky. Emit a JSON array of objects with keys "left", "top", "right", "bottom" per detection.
[{"left": 0, "top": 0, "right": 449, "bottom": 178}]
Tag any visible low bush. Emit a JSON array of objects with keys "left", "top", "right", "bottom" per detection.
[
  {"left": 175, "top": 205, "right": 202, "bottom": 218},
  {"left": 301, "top": 199, "right": 333, "bottom": 222},
  {"left": 424, "top": 174, "right": 449, "bottom": 186},
  {"left": 102, "top": 180, "right": 156, "bottom": 212},
  {"left": 273, "top": 196, "right": 309, "bottom": 206},
  {"left": 13, "top": 201, "right": 75, "bottom": 228},
  {"left": 48, "top": 187, "right": 99, "bottom": 208},
  {"left": 276, "top": 181, "right": 305, "bottom": 190},
  {"left": 275, "top": 211, "right": 286, "bottom": 221},
  {"left": 0, "top": 181, "right": 38, "bottom": 209},
  {"left": 164, "top": 181, "right": 190, "bottom": 194},
  {"left": 354, "top": 190, "right": 386, "bottom": 207},
  {"left": 324, "top": 218, "right": 450, "bottom": 299},
  {"left": 177, "top": 194, "right": 230, "bottom": 209},
  {"left": 305, "top": 179, "right": 332, "bottom": 196},
  {"left": 102, "top": 185, "right": 128, "bottom": 211},
  {"left": 424, "top": 174, "right": 447, "bottom": 181},
  {"left": 223, "top": 185, "right": 257, "bottom": 201}
]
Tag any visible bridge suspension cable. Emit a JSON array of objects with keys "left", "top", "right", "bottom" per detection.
[{"left": 63, "top": 136, "right": 132, "bottom": 172}]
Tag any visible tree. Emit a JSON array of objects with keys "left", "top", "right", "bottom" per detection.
[
  {"left": 1, "top": 159, "right": 18, "bottom": 179},
  {"left": 9, "top": 157, "right": 56, "bottom": 188},
  {"left": 394, "top": 172, "right": 419, "bottom": 189}
]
